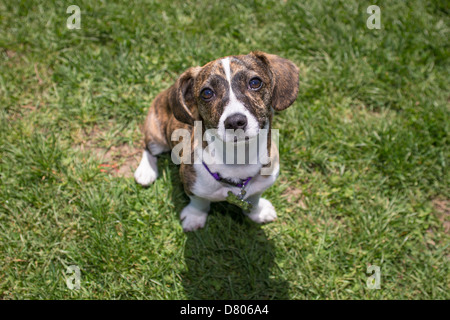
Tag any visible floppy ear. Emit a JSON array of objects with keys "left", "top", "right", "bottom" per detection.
[
  {"left": 170, "top": 66, "right": 201, "bottom": 126},
  {"left": 251, "top": 51, "right": 299, "bottom": 111}
]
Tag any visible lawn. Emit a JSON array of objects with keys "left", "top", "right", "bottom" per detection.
[{"left": 0, "top": 0, "right": 448, "bottom": 299}]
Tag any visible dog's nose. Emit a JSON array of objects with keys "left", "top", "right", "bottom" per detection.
[{"left": 224, "top": 113, "right": 248, "bottom": 130}]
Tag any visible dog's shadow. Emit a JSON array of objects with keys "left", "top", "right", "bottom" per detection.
[{"left": 160, "top": 154, "right": 290, "bottom": 299}]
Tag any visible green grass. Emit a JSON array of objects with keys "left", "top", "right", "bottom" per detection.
[{"left": 0, "top": 0, "right": 449, "bottom": 299}]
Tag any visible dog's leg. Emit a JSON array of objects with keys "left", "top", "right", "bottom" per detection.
[
  {"left": 244, "top": 193, "right": 277, "bottom": 224},
  {"left": 134, "top": 149, "right": 158, "bottom": 186},
  {"left": 180, "top": 195, "right": 210, "bottom": 232}
]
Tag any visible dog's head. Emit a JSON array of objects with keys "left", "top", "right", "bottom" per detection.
[{"left": 170, "top": 51, "right": 299, "bottom": 142}]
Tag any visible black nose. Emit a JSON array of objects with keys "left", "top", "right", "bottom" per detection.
[{"left": 224, "top": 113, "right": 248, "bottom": 130}]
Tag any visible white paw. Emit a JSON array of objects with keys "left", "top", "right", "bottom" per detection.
[
  {"left": 247, "top": 198, "right": 277, "bottom": 224},
  {"left": 134, "top": 150, "right": 158, "bottom": 186},
  {"left": 180, "top": 205, "right": 208, "bottom": 232}
]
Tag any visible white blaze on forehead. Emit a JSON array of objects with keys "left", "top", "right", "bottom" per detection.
[
  {"left": 218, "top": 57, "right": 260, "bottom": 142},
  {"left": 221, "top": 57, "right": 232, "bottom": 85},
  {"left": 221, "top": 57, "right": 242, "bottom": 103}
]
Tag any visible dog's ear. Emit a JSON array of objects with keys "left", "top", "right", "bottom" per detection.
[
  {"left": 250, "top": 51, "right": 299, "bottom": 111},
  {"left": 170, "top": 66, "right": 201, "bottom": 126}
]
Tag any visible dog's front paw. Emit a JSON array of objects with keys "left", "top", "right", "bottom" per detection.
[
  {"left": 134, "top": 165, "right": 157, "bottom": 186},
  {"left": 247, "top": 198, "right": 277, "bottom": 224},
  {"left": 134, "top": 151, "right": 158, "bottom": 186},
  {"left": 180, "top": 205, "right": 208, "bottom": 232}
]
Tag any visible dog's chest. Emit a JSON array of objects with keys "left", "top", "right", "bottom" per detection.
[{"left": 191, "top": 162, "right": 279, "bottom": 202}]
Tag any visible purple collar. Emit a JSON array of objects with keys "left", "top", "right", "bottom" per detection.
[{"left": 202, "top": 161, "right": 252, "bottom": 188}]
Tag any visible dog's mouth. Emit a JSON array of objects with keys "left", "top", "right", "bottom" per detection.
[
  {"left": 229, "top": 136, "right": 249, "bottom": 146},
  {"left": 233, "top": 136, "right": 250, "bottom": 142},
  {"left": 224, "top": 129, "right": 259, "bottom": 144},
  {"left": 226, "top": 120, "right": 268, "bottom": 144}
]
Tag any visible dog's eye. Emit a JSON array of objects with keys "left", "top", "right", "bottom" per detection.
[
  {"left": 248, "top": 77, "right": 262, "bottom": 90},
  {"left": 200, "top": 88, "right": 214, "bottom": 101}
]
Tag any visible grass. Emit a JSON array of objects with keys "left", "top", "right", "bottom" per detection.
[{"left": 0, "top": 0, "right": 448, "bottom": 299}]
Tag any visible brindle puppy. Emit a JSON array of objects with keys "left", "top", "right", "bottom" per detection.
[{"left": 135, "top": 51, "right": 299, "bottom": 231}]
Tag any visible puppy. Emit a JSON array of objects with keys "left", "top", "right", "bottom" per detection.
[{"left": 134, "top": 51, "right": 299, "bottom": 231}]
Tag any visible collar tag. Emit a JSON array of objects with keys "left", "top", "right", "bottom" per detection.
[{"left": 226, "top": 188, "right": 253, "bottom": 212}]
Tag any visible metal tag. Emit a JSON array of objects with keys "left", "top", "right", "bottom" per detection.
[{"left": 226, "top": 190, "right": 253, "bottom": 212}]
